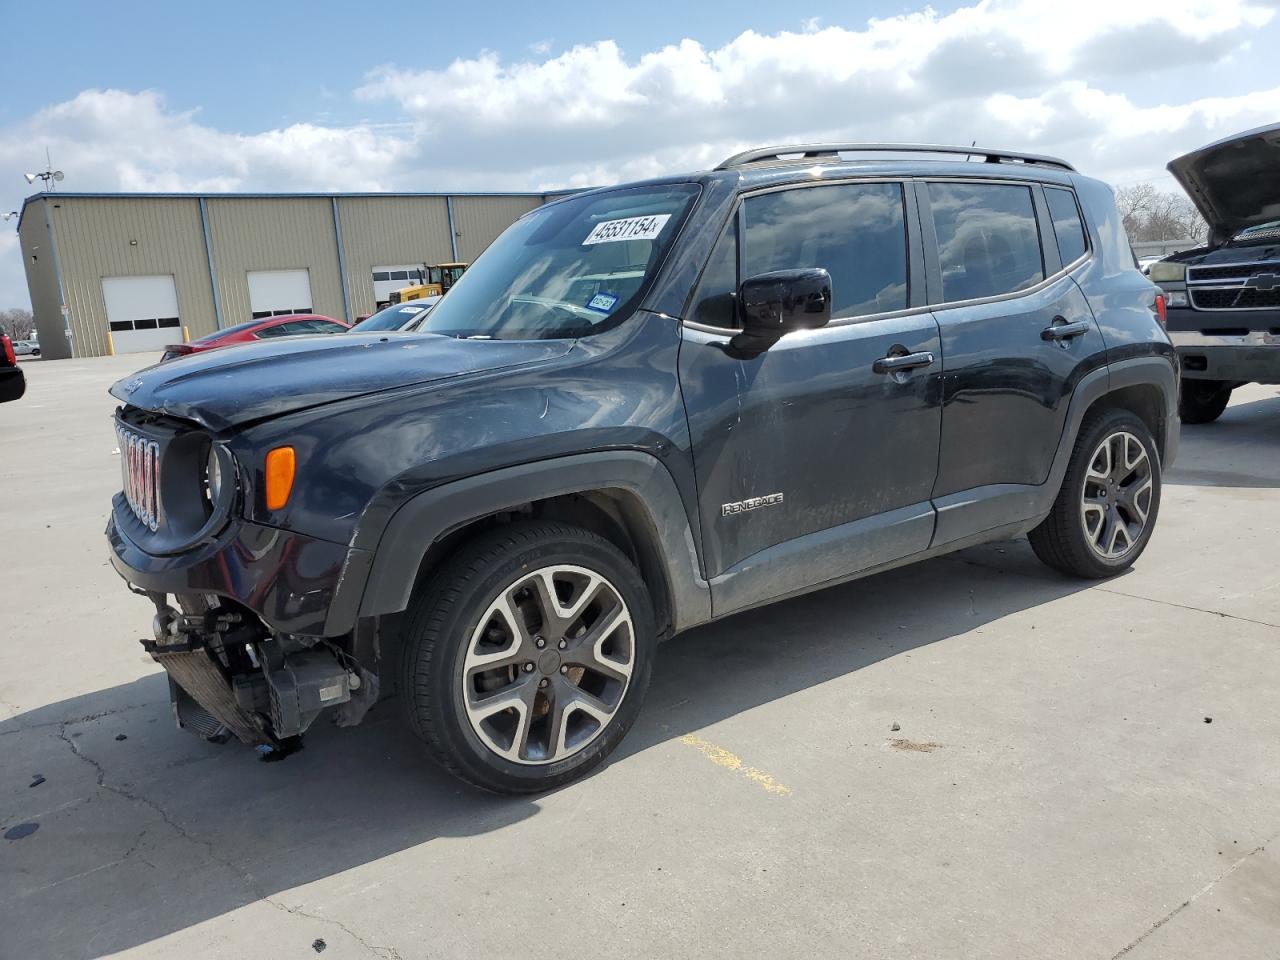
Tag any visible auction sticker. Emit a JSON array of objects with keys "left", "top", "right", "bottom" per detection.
[
  {"left": 583, "top": 214, "right": 671, "bottom": 245},
  {"left": 587, "top": 292, "right": 619, "bottom": 313}
]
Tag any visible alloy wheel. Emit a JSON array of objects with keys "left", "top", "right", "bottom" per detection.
[
  {"left": 1080, "top": 431, "right": 1153, "bottom": 560},
  {"left": 462, "top": 564, "right": 635, "bottom": 764}
]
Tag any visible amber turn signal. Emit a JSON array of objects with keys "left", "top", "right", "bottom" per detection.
[{"left": 264, "top": 446, "right": 296, "bottom": 510}]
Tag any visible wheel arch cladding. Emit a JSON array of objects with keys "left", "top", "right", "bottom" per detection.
[
  {"left": 357, "top": 451, "right": 713, "bottom": 635},
  {"left": 1091, "top": 382, "right": 1169, "bottom": 462}
]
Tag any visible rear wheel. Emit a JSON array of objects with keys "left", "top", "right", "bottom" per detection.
[
  {"left": 1179, "top": 378, "right": 1232, "bottom": 424},
  {"left": 399, "top": 521, "right": 655, "bottom": 793},
  {"left": 1029, "top": 408, "right": 1161, "bottom": 579}
]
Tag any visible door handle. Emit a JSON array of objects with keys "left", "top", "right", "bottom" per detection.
[
  {"left": 873, "top": 351, "right": 935, "bottom": 374},
  {"left": 1041, "top": 317, "right": 1092, "bottom": 341}
]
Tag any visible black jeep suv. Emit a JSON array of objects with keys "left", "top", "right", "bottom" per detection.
[
  {"left": 108, "top": 143, "right": 1177, "bottom": 792},
  {"left": 1153, "top": 123, "right": 1280, "bottom": 422}
]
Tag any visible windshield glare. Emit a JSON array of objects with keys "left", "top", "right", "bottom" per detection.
[{"left": 419, "top": 183, "right": 699, "bottom": 340}]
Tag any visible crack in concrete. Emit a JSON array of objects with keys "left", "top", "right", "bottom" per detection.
[
  {"left": 53, "top": 722, "right": 401, "bottom": 960},
  {"left": 943, "top": 551, "right": 1280, "bottom": 631},
  {"left": 1093, "top": 587, "right": 1280, "bottom": 631},
  {"left": 2, "top": 700, "right": 155, "bottom": 738},
  {"left": 1109, "top": 830, "right": 1279, "bottom": 959}
]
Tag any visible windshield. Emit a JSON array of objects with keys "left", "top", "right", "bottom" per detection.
[
  {"left": 419, "top": 183, "right": 700, "bottom": 340},
  {"left": 350, "top": 302, "right": 436, "bottom": 333},
  {"left": 1233, "top": 220, "right": 1280, "bottom": 243}
]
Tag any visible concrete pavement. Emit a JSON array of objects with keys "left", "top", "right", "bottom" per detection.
[{"left": 2, "top": 355, "right": 1278, "bottom": 959}]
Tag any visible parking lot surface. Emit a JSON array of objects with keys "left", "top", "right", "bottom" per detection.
[{"left": 3, "top": 355, "right": 1279, "bottom": 960}]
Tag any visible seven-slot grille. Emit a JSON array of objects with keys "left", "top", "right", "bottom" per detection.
[
  {"left": 117, "top": 425, "right": 161, "bottom": 531},
  {"left": 1187, "top": 261, "right": 1280, "bottom": 311}
]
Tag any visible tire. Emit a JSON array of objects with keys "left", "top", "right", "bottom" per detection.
[
  {"left": 1029, "top": 408, "right": 1161, "bottom": 579},
  {"left": 398, "top": 520, "right": 655, "bottom": 793},
  {"left": 1179, "top": 378, "right": 1232, "bottom": 424}
]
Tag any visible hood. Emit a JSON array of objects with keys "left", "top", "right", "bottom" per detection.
[
  {"left": 110, "top": 333, "right": 574, "bottom": 432},
  {"left": 1168, "top": 123, "right": 1280, "bottom": 238}
]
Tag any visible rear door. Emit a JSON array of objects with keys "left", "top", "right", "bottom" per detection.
[
  {"left": 679, "top": 179, "right": 942, "bottom": 614},
  {"left": 921, "top": 179, "right": 1107, "bottom": 545}
]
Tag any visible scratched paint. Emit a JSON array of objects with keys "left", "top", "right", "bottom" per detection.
[{"left": 678, "top": 734, "right": 792, "bottom": 796}]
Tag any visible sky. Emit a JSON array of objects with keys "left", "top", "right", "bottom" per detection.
[{"left": 2, "top": 0, "right": 1278, "bottom": 308}]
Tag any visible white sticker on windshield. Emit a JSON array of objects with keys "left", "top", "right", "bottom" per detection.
[
  {"left": 401, "top": 305, "right": 426, "bottom": 314},
  {"left": 582, "top": 214, "right": 671, "bottom": 246},
  {"left": 587, "top": 292, "right": 619, "bottom": 313}
]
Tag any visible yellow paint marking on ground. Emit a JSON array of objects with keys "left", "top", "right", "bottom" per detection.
[{"left": 677, "top": 734, "right": 792, "bottom": 796}]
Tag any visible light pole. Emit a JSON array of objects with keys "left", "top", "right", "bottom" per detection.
[{"left": 24, "top": 169, "right": 63, "bottom": 190}]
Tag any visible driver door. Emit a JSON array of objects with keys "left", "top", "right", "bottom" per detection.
[{"left": 679, "top": 181, "right": 943, "bottom": 615}]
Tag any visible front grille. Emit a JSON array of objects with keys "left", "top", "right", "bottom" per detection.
[
  {"left": 116, "top": 425, "right": 162, "bottom": 531},
  {"left": 1189, "top": 287, "right": 1280, "bottom": 311},
  {"left": 1186, "top": 260, "right": 1280, "bottom": 311}
]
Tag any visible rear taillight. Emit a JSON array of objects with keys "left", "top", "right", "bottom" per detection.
[
  {"left": 1153, "top": 293, "right": 1167, "bottom": 329},
  {"left": 1, "top": 335, "right": 15, "bottom": 366}
]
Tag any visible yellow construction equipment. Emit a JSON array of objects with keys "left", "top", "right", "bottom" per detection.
[{"left": 389, "top": 262, "right": 468, "bottom": 304}]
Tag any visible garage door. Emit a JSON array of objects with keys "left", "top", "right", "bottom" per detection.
[
  {"left": 248, "top": 269, "right": 313, "bottom": 318},
  {"left": 102, "top": 275, "right": 182, "bottom": 355}
]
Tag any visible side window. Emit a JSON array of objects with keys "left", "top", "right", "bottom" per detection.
[
  {"left": 255, "top": 323, "right": 294, "bottom": 338},
  {"left": 1045, "top": 187, "right": 1088, "bottom": 265},
  {"left": 306, "top": 320, "right": 348, "bottom": 333},
  {"left": 930, "top": 182, "right": 1045, "bottom": 302},
  {"left": 688, "top": 216, "right": 739, "bottom": 328},
  {"left": 742, "top": 183, "right": 908, "bottom": 320}
]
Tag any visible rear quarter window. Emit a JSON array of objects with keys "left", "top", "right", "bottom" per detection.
[{"left": 1044, "top": 187, "right": 1089, "bottom": 265}]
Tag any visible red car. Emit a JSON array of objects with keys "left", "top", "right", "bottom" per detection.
[{"left": 160, "top": 314, "right": 349, "bottom": 362}]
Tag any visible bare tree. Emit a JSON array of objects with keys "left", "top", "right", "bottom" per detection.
[
  {"left": 1115, "top": 185, "right": 1207, "bottom": 244},
  {"left": 0, "top": 308, "right": 35, "bottom": 341}
]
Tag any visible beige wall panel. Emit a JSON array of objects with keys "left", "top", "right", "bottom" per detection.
[
  {"left": 205, "top": 198, "right": 344, "bottom": 326},
  {"left": 451, "top": 196, "right": 542, "bottom": 262},
  {"left": 335, "top": 196, "right": 452, "bottom": 318},
  {"left": 46, "top": 197, "right": 215, "bottom": 358},
  {"left": 18, "top": 200, "right": 71, "bottom": 359}
]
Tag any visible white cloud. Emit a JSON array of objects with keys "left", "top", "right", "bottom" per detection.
[{"left": 2, "top": 0, "right": 1279, "bottom": 307}]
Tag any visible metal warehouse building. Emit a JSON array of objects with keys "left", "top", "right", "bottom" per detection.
[{"left": 18, "top": 190, "right": 560, "bottom": 359}]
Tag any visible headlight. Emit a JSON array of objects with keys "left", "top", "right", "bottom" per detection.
[
  {"left": 1167, "top": 290, "right": 1188, "bottom": 308},
  {"left": 206, "top": 445, "right": 233, "bottom": 506},
  {"left": 207, "top": 447, "right": 222, "bottom": 502},
  {"left": 1149, "top": 261, "right": 1187, "bottom": 283}
]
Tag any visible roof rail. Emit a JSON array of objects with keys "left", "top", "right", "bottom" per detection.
[{"left": 716, "top": 142, "right": 1076, "bottom": 172}]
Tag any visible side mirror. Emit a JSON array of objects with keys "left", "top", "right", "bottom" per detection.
[{"left": 737, "top": 268, "right": 832, "bottom": 346}]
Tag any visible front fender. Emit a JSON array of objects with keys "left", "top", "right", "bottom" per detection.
[{"left": 346, "top": 450, "right": 712, "bottom": 634}]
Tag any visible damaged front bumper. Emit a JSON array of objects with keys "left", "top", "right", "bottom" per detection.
[{"left": 109, "top": 509, "right": 381, "bottom": 747}]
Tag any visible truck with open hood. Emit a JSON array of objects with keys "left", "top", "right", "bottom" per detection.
[{"left": 1151, "top": 123, "right": 1280, "bottom": 422}]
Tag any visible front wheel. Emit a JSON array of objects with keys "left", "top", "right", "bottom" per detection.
[
  {"left": 1179, "top": 378, "right": 1232, "bottom": 424},
  {"left": 399, "top": 521, "right": 655, "bottom": 793},
  {"left": 1029, "top": 408, "right": 1161, "bottom": 579}
]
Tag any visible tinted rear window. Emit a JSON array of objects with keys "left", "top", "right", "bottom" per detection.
[
  {"left": 1045, "top": 187, "right": 1088, "bottom": 265},
  {"left": 930, "top": 182, "right": 1045, "bottom": 303},
  {"left": 197, "top": 319, "right": 264, "bottom": 342}
]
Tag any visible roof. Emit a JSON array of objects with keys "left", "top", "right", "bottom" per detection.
[{"left": 15, "top": 188, "right": 565, "bottom": 232}]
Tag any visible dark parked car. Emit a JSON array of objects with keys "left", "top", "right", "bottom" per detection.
[
  {"left": 107, "top": 143, "right": 1177, "bottom": 792},
  {"left": 1151, "top": 123, "right": 1280, "bottom": 422},
  {"left": 1, "top": 334, "right": 26, "bottom": 402},
  {"left": 160, "top": 314, "right": 349, "bottom": 362},
  {"left": 347, "top": 298, "right": 440, "bottom": 333}
]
